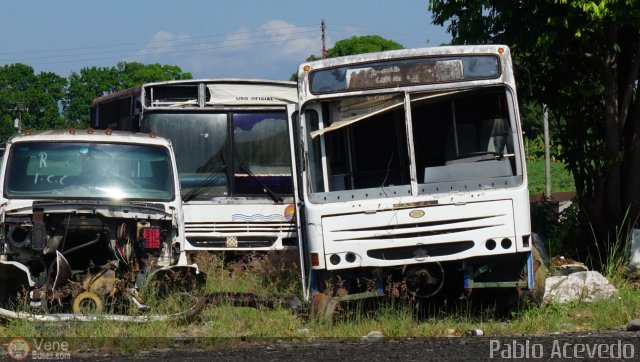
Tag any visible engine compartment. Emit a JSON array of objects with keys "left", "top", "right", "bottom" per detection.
[{"left": 0, "top": 207, "right": 179, "bottom": 314}]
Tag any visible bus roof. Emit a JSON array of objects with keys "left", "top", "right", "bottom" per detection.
[
  {"left": 91, "top": 86, "right": 142, "bottom": 108},
  {"left": 141, "top": 78, "right": 295, "bottom": 89},
  {"left": 298, "top": 45, "right": 510, "bottom": 72},
  {"left": 92, "top": 78, "right": 297, "bottom": 108}
]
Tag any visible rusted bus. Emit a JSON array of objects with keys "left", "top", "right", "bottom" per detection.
[
  {"left": 90, "top": 86, "right": 142, "bottom": 131},
  {"left": 291, "top": 45, "right": 544, "bottom": 315}
]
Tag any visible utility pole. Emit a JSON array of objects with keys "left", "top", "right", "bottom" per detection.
[
  {"left": 321, "top": 19, "right": 327, "bottom": 59},
  {"left": 543, "top": 104, "right": 551, "bottom": 199},
  {"left": 13, "top": 103, "right": 24, "bottom": 134}
]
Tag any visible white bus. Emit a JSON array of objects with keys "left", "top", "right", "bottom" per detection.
[
  {"left": 291, "top": 45, "right": 544, "bottom": 311},
  {"left": 91, "top": 79, "right": 298, "bottom": 253}
]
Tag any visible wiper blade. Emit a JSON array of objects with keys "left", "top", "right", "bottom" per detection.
[
  {"left": 238, "top": 164, "right": 284, "bottom": 203},
  {"left": 453, "top": 151, "right": 515, "bottom": 162},
  {"left": 182, "top": 166, "right": 226, "bottom": 202}
]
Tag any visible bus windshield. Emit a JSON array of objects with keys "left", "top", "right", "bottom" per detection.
[
  {"left": 143, "top": 111, "right": 293, "bottom": 200},
  {"left": 4, "top": 142, "right": 174, "bottom": 200},
  {"left": 304, "top": 86, "right": 520, "bottom": 199}
]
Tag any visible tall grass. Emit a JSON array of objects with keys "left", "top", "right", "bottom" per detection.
[
  {"left": 194, "top": 251, "right": 301, "bottom": 295},
  {"left": 588, "top": 207, "right": 637, "bottom": 282},
  {"left": 1, "top": 250, "right": 639, "bottom": 353}
]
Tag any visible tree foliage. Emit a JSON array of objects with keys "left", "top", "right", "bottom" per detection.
[
  {"left": 0, "top": 64, "right": 67, "bottom": 141},
  {"left": 290, "top": 35, "right": 404, "bottom": 81},
  {"left": 326, "top": 35, "right": 404, "bottom": 57},
  {"left": 0, "top": 62, "right": 192, "bottom": 141},
  {"left": 64, "top": 66, "right": 119, "bottom": 127},
  {"left": 428, "top": 0, "right": 640, "bottom": 259},
  {"left": 65, "top": 62, "right": 192, "bottom": 127}
]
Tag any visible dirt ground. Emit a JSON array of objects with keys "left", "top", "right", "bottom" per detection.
[{"left": 62, "top": 330, "right": 640, "bottom": 361}]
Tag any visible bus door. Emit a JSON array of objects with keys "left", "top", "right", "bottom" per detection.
[{"left": 287, "top": 103, "right": 312, "bottom": 301}]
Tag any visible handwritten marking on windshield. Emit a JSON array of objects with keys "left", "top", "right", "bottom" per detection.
[{"left": 39, "top": 152, "right": 48, "bottom": 168}]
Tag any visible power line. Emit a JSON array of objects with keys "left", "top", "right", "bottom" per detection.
[
  {"left": 24, "top": 33, "right": 321, "bottom": 67},
  {"left": 0, "top": 24, "right": 320, "bottom": 58},
  {"left": 0, "top": 22, "right": 451, "bottom": 69},
  {"left": 1, "top": 23, "right": 445, "bottom": 61},
  {"left": 1, "top": 29, "right": 319, "bottom": 64},
  {"left": 330, "top": 22, "right": 447, "bottom": 31}
]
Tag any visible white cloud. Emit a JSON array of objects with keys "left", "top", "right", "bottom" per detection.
[
  {"left": 219, "top": 20, "right": 317, "bottom": 59},
  {"left": 137, "top": 31, "right": 191, "bottom": 58},
  {"left": 222, "top": 28, "right": 254, "bottom": 49},
  {"left": 260, "top": 20, "right": 317, "bottom": 58},
  {"left": 134, "top": 21, "right": 319, "bottom": 79},
  {"left": 134, "top": 31, "right": 223, "bottom": 75}
]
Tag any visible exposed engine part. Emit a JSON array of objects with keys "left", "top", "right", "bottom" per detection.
[
  {"left": 72, "top": 291, "right": 104, "bottom": 314},
  {"left": 31, "top": 210, "right": 47, "bottom": 251},
  {"left": 50, "top": 251, "right": 71, "bottom": 290},
  {"left": 44, "top": 235, "right": 63, "bottom": 255},
  {"left": 83, "top": 267, "right": 117, "bottom": 297},
  {"left": 61, "top": 233, "right": 102, "bottom": 256},
  {"left": 0, "top": 209, "right": 186, "bottom": 316},
  {"left": 138, "top": 221, "right": 162, "bottom": 251},
  {"left": 7, "top": 225, "right": 31, "bottom": 249}
]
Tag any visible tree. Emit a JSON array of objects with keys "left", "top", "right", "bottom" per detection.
[
  {"left": 290, "top": 35, "right": 404, "bottom": 81},
  {"left": 64, "top": 62, "right": 192, "bottom": 127},
  {"left": 0, "top": 64, "right": 67, "bottom": 141},
  {"left": 428, "top": 1, "right": 640, "bottom": 260},
  {"left": 113, "top": 62, "right": 192, "bottom": 89},
  {"left": 326, "top": 35, "right": 404, "bottom": 57},
  {"left": 64, "top": 66, "right": 117, "bottom": 127}
]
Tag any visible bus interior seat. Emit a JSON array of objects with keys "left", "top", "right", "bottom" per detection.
[
  {"left": 480, "top": 118, "right": 511, "bottom": 153},
  {"left": 445, "top": 123, "right": 478, "bottom": 161}
]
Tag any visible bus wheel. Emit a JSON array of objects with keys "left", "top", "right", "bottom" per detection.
[{"left": 310, "top": 293, "right": 340, "bottom": 322}]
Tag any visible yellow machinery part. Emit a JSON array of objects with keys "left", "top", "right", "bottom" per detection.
[{"left": 72, "top": 291, "right": 104, "bottom": 315}]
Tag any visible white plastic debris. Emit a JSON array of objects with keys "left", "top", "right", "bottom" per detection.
[{"left": 361, "top": 331, "right": 384, "bottom": 342}]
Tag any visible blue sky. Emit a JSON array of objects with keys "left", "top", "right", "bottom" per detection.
[{"left": 0, "top": 0, "right": 450, "bottom": 80}]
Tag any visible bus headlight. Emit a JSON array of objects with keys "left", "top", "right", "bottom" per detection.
[{"left": 284, "top": 204, "right": 295, "bottom": 221}]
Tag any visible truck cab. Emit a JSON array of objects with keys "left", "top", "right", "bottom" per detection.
[{"left": 0, "top": 129, "right": 199, "bottom": 315}]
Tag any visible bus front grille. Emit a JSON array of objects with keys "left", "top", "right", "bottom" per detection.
[
  {"left": 188, "top": 237, "right": 279, "bottom": 248},
  {"left": 185, "top": 221, "right": 295, "bottom": 234}
]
